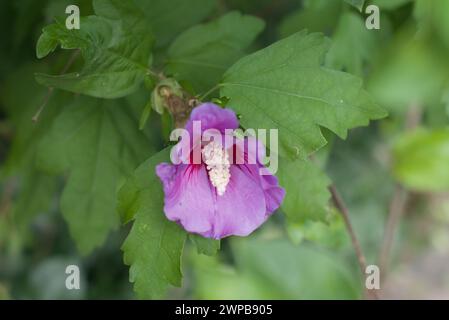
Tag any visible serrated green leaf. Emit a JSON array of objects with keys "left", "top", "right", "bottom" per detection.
[
  {"left": 278, "top": 158, "right": 331, "bottom": 223},
  {"left": 37, "top": 96, "right": 153, "bottom": 254},
  {"left": 393, "top": 128, "right": 449, "bottom": 192},
  {"left": 166, "top": 11, "right": 264, "bottom": 93},
  {"left": 189, "top": 234, "right": 220, "bottom": 256},
  {"left": 220, "top": 31, "right": 387, "bottom": 158},
  {"left": 119, "top": 149, "right": 187, "bottom": 298},
  {"left": 36, "top": 1, "right": 154, "bottom": 98}
]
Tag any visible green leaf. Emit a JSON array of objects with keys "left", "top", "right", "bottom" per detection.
[
  {"left": 326, "top": 12, "right": 383, "bottom": 76},
  {"left": 166, "top": 11, "right": 264, "bottom": 93},
  {"left": 414, "top": 0, "right": 449, "bottom": 48},
  {"left": 36, "top": 1, "right": 154, "bottom": 98},
  {"left": 133, "top": 0, "right": 217, "bottom": 47},
  {"left": 220, "top": 31, "right": 387, "bottom": 158},
  {"left": 119, "top": 149, "right": 187, "bottom": 298},
  {"left": 371, "top": 0, "right": 411, "bottom": 10},
  {"left": 344, "top": 0, "right": 365, "bottom": 11},
  {"left": 279, "top": 0, "right": 342, "bottom": 38},
  {"left": 0, "top": 63, "right": 65, "bottom": 232},
  {"left": 193, "top": 238, "right": 360, "bottom": 299},
  {"left": 37, "top": 96, "right": 153, "bottom": 254},
  {"left": 367, "top": 36, "right": 448, "bottom": 113},
  {"left": 189, "top": 234, "right": 220, "bottom": 256},
  {"left": 139, "top": 99, "right": 152, "bottom": 130},
  {"left": 117, "top": 149, "right": 169, "bottom": 224},
  {"left": 278, "top": 158, "right": 331, "bottom": 223},
  {"left": 286, "top": 211, "right": 348, "bottom": 249},
  {"left": 393, "top": 128, "right": 449, "bottom": 192}
]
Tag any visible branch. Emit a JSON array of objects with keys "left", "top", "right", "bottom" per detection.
[{"left": 329, "top": 184, "right": 379, "bottom": 299}]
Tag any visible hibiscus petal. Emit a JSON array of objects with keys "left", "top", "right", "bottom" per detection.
[
  {"left": 185, "top": 103, "right": 239, "bottom": 135},
  {"left": 213, "top": 165, "right": 268, "bottom": 238},
  {"left": 156, "top": 163, "right": 216, "bottom": 237},
  {"left": 244, "top": 164, "right": 286, "bottom": 215}
]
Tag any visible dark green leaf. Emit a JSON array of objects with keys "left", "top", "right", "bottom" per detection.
[
  {"left": 36, "top": 1, "right": 154, "bottom": 98},
  {"left": 134, "top": 0, "right": 217, "bottom": 47},
  {"left": 37, "top": 95, "right": 153, "bottom": 254},
  {"left": 166, "top": 11, "right": 264, "bottom": 93}
]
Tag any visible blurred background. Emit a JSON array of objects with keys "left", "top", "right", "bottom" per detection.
[{"left": 1, "top": 0, "right": 449, "bottom": 299}]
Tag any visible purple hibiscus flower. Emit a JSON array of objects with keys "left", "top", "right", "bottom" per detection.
[{"left": 156, "top": 103, "right": 285, "bottom": 239}]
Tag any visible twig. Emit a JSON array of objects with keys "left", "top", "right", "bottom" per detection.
[
  {"left": 329, "top": 184, "right": 379, "bottom": 299},
  {"left": 32, "top": 49, "right": 80, "bottom": 122},
  {"left": 379, "top": 185, "right": 408, "bottom": 274},
  {"left": 377, "top": 104, "right": 421, "bottom": 278}
]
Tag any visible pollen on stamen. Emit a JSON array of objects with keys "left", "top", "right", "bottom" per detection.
[{"left": 202, "top": 141, "right": 231, "bottom": 196}]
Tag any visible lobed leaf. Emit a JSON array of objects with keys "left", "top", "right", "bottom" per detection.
[
  {"left": 221, "top": 31, "right": 387, "bottom": 158},
  {"left": 36, "top": 0, "right": 154, "bottom": 98}
]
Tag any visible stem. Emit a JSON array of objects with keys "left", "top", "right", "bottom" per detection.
[
  {"left": 32, "top": 49, "right": 80, "bottom": 122},
  {"left": 147, "top": 68, "right": 165, "bottom": 81},
  {"left": 199, "top": 85, "right": 220, "bottom": 101},
  {"left": 329, "top": 184, "right": 379, "bottom": 299}
]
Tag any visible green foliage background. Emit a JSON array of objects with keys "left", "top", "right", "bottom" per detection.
[{"left": 1, "top": 0, "right": 449, "bottom": 299}]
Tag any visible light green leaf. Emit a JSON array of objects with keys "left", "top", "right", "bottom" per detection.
[
  {"left": 119, "top": 149, "right": 187, "bottom": 299},
  {"left": 189, "top": 234, "right": 220, "bottom": 256},
  {"left": 220, "top": 31, "right": 387, "bottom": 158},
  {"left": 36, "top": 1, "right": 154, "bottom": 98},
  {"left": 414, "top": 0, "right": 449, "bottom": 48},
  {"left": 166, "top": 11, "right": 264, "bottom": 93},
  {"left": 278, "top": 158, "right": 331, "bottom": 223},
  {"left": 367, "top": 36, "right": 448, "bottom": 113},
  {"left": 393, "top": 128, "right": 449, "bottom": 192},
  {"left": 286, "top": 211, "right": 348, "bottom": 249},
  {"left": 37, "top": 96, "right": 153, "bottom": 254}
]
